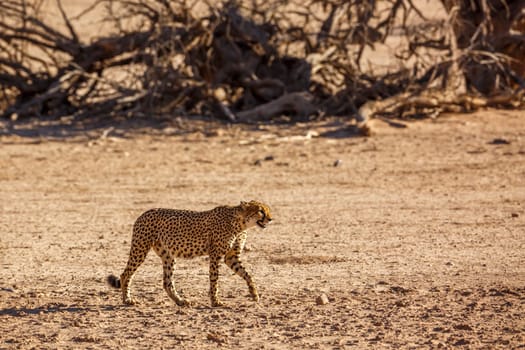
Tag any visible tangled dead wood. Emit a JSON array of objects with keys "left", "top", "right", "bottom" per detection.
[{"left": 0, "top": 0, "right": 524, "bottom": 132}]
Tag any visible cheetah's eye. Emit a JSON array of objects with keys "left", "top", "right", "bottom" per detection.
[{"left": 259, "top": 210, "right": 271, "bottom": 221}]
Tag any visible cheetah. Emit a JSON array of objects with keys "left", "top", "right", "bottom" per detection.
[{"left": 107, "top": 200, "right": 272, "bottom": 307}]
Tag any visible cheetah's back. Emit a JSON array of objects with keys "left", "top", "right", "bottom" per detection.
[{"left": 133, "top": 208, "right": 213, "bottom": 257}]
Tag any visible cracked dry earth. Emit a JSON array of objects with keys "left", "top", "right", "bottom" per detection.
[{"left": 0, "top": 110, "right": 524, "bottom": 349}]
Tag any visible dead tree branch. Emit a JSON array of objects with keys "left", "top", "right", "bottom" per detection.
[{"left": 0, "top": 0, "right": 524, "bottom": 130}]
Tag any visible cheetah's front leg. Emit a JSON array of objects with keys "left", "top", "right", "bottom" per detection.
[
  {"left": 224, "top": 233, "right": 259, "bottom": 303},
  {"left": 224, "top": 250, "right": 259, "bottom": 302}
]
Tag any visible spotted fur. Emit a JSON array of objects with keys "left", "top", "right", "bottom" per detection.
[{"left": 107, "top": 200, "right": 272, "bottom": 307}]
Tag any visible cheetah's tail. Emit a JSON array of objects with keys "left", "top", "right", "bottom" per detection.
[{"left": 107, "top": 274, "right": 121, "bottom": 289}]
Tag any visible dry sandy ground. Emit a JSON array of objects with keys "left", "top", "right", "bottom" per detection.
[{"left": 0, "top": 111, "right": 524, "bottom": 349}]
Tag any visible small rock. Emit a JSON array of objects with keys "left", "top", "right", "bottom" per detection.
[
  {"left": 316, "top": 293, "right": 330, "bottom": 305},
  {"left": 488, "top": 138, "right": 510, "bottom": 145},
  {"left": 394, "top": 300, "right": 407, "bottom": 307},
  {"left": 206, "top": 128, "right": 226, "bottom": 137},
  {"left": 254, "top": 155, "right": 275, "bottom": 166},
  {"left": 333, "top": 159, "right": 342, "bottom": 167},
  {"left": 511, "top": 213, "right": 519, "bottom": 218},
  {"left": 458, "top": 289, "right": 473, "bottom": 297},
  {"left": 162, "top": 127, "right": 177, "bottom": 135},
  {"left": 454, "top": 324, "right": 473, "bottom": 331},
  {"left": 390, "top": 286, "right": 409, "bottom": 293},
  {"left": 207, "top": 331, "right": 228, "bottom": 344},
  {"left": 453, "top": 338, "right": 469, "bottom": 346}
]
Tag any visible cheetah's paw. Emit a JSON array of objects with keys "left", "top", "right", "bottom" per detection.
[
  {"left": 124, "top": 297, "right": 140, "bottom": 306},
  {"left": 175, "top": 298, "right": 191, "bottom": 307},
  {"left": 211, "top": 299, "right": 225, "bottom": 307}
]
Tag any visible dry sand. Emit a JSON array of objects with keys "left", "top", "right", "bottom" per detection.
[{"left": 0, "top": 111, "right": 524, "bottom": 349}]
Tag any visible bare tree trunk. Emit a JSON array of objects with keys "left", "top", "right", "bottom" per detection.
[{"left": 441, "top": 0, "right": 525, "bottom": 93}]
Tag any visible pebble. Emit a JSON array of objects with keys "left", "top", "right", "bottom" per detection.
[
  {"left": 254, "top": 155, "right": 275, "bottom": 166},
  {"left": 316, "top": 293, "right": 330, "bottom": 305},
  {"left": 488, "top": 138, "right": 510, "bottom": 145}
]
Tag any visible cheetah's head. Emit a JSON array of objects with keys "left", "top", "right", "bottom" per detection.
[{"left": 240, "top": 200, "right": 273, "bottom": 229}]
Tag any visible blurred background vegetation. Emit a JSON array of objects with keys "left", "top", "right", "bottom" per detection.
[{"left": 1, "top": 0, "right": 524, "bottom": 131}]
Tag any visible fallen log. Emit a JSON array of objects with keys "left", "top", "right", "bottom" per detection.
[{"left": 236, "top": 92, "right": 317, "bottom": 122}]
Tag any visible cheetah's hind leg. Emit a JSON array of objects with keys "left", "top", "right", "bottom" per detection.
[
  {"left": 209, "top": 252, "right": 226, "bottom": 307},
  {"left": 116, "top": 242, "right": 151, "bottom": 305},
  {"left": 107, "top": 274, "right": 138, "bottom": 305},
  {"left": 154, "top": 245, "right": 190, "bottom": 306}
]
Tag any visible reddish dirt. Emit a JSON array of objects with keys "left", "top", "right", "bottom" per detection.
[{"left": 1, "top": 111, "right": 524, "bottom": 349}]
